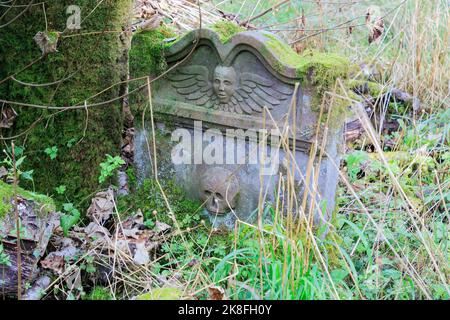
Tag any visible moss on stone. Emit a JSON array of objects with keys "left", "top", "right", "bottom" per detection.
[
  {"left": 210, "top": 20, "right": 245, "bottom": 43},
  {"left": 45, "top": 30, "right": 60, "bottom": 44},
  {"left": 0, "top": 181, "right": 55, "bottom": 218},
  {"left": 136, "top": 287, "right": 183, "bottom": 300},
  {"left": 262, "top": 33, "right": 357, "bottom": 129},
  {"left": 130, "top": 26, "right": 177, "bottom": 79},
  {"left": 0, "top": 0, "right": 132, "bottom": 208},
  {"left": 326, "top": 86, "right": 361, "bottom": 128},
  {"left": 263, "top": 33, "right": 302, "bottom": 66}
]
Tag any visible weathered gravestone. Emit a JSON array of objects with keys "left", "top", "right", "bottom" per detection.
[{"left": 134, "top": 28, "right": 347, "bottom": 229}]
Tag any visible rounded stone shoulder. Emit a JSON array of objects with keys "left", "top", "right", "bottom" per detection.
[{"left": 164, "top": 28, "right": 301, "bottom": 81}]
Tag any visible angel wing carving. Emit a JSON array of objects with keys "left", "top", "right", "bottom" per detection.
[{"left": 167, "top": 65, "right": 293, "bottom": 115}]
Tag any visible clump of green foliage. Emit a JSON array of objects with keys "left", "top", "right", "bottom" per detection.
[
  {"left": 210, "top": 20, "right": 245, "bottom": 43},
  {"left": 44, "top": 146, "right": 58, "bottom": 160},
  {"left": 98, "top": 154, "right": 125, "bottom": 184}
]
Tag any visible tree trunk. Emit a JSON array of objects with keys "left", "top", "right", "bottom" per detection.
[{"left": 0, "top": 0, "right": 133, "bottom": 206}]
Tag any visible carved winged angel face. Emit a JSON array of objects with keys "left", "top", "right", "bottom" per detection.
[
  {"left": 213, "top": 66, "right": 237, "bottom": 104},
  {"left": 168, "top": 64, "right": 293, "bottom": 115}
]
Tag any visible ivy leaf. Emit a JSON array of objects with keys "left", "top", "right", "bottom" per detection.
[{"left": 60, "top": 212, "right": 80, "bottom": 237}]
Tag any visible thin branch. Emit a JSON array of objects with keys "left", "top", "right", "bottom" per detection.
[
  {"left": 242, "top": 0, "right": 291, "bottom": 25},
  {"left": 0, "top": 0, "right": 34, "bottom": 28}
]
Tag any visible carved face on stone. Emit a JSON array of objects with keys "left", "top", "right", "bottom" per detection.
[
  {"left": 200, "top": 167, "right": 240, "bottom": 215},
  {"left": 213, "top": 66, "right": 237, "bottom": 104}
]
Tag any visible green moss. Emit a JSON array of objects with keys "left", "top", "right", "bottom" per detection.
[
  {"left": 264, "top": 34, "right": 302, "bottom": 66},
  {"left": 0, "top": 1, "right": 132, "bottom": 208},
  {"left": 0, "top": 181, "right": 55, "bottom": 218},
  {"left": 266, "top": 35, "right": 348, "bottom": 85},
  {"left": 117, "top": 175, "right": 201, "bottom": 228},
  {"left": 84, "top": 286, "right": 113, "bottom": 300},
  {"left": 210, "top": 20, "right": 245, "bottom": 43},
  {"left": 129, "top": 26, "right": 178, "bottom": 114}
]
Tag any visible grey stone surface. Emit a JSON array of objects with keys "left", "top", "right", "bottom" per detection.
[{"left": 135, "top": 28, "right": 345, "bottom": 228}]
